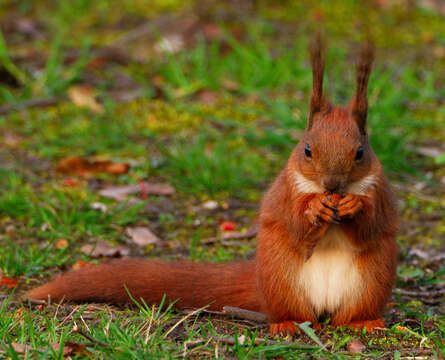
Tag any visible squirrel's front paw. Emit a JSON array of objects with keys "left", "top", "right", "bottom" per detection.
[
  {"left": 305, "top": 193, "right": 340, "bottom": 226},
  {"left": 337, "top": 194, "right": 364, "bottom": 219}
]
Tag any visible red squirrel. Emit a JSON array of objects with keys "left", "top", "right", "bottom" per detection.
[{"left": 27, "top": 37, "right": 398, "bottom": 335}]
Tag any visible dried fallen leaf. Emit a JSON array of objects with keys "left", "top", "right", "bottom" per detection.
[
  {"left": 396, "top": 326, "right": 410, "bottom": 333},
  {"left": 220, "top": 221, "right": 237, "bottom": 231},
  {"left": 221, "top": 79, "right": 239, "bottom": 91},
  {"left": 433, "top": 45, "right": 445, "bottom": 59},
  {"left": 14, "top": 308, "right": 23, "bottom": 319},
  {"left": 154, "top": 34, "right": 184, "bottom": 54},
  {"left": 197, "top": 90, "right": 217, "bottom": 105},
  {"left": 11, "top": 341, "right": 87, "bottom": 356},
  {"left": 202, "top": 200, "right": 219, "bottom": 210},
  {"left": 62, "top": 177, "right": 80, "bottom": 187},
  {"left": 56, "top": 156, "right": 129, "bottom": 176},
  {"left": 137, "top": 178, "right": 148, "bottom": 200},
  {"left": 0, "top": 276, "right": 18, "bottom": 288},
  {"left": 99, "top": 182, "right": 175, "bottom": 201},
  {"left": 200, "top": 23, "right": 222, "bottom": 41},
  {"left": 68, "top": 84, "right": 104, "bottom": 113},
  {"left": 104, "top": 162, "right": 128, "bottom": 175},
  {"left": 423, "top": 320, "right": 434, "bottom": 329},
  {"left": 347, "top": 339, "right": 366, "bottom": 353},
  {"left": 56, "top": 157, "right": 85, "bottom": 174},
  {"left": 237, "top": 335, "right": 246, "bottom": 345},
  {"left": 417, "top": 146, "right": 443, "bottom": 158},
  {"left": 64, "top": 341, "right": 91, "bottom": 356},
  {"left": 55, "top": 238, "right": 68, "bottom": 249},
  {"left": 408, "top": 247, "right": 429, "bottom": 260},
  {"left": 90, "top": 202, "right": 108, "bottom": 213},
  {"left": 11, "top": 343, "right": 29, "bottom": 353},
  {"left": 81, "top": 241, "right": 130, "bottom": 258},
  {"left": 4, "top": 131, "right": 23, "bottom": 147},
  {"left": 126, "top": 226, "right": 161, "bottom": 246},
  {"left": 72, "top": 260, "right": 91, "bottom": 270}
]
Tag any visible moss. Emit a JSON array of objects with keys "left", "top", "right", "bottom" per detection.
[
  {"left": 114, "top": 97, "right": 263, "bottom": 135},
  {"left": 259, "top": 0, "right": 445, "bottom": 48}
]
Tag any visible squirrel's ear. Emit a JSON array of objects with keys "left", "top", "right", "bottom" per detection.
[
  {"left": 307, "top": 33, "right": 330, "bottom": 130},
  {"left": 350, "top": 43, "right": 375, "bottom": 135}
]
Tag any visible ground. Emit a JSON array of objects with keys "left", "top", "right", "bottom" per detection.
[{"left": 0, "top": 0, "right": 444, "bottom": 359}]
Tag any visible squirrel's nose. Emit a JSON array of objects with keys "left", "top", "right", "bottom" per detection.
[{"left": 323, "top": 177, "right": 341, "bottom": 193}]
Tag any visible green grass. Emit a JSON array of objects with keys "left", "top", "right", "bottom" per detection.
[
  {"left": 1, "top": 297, "right": 442, "bottom": 359},
  {"left": 0, "top": 0, "right": 444, "bottom": 358},
  {"left": 166, "top": 133, "right": 269, "bottom": 197}
]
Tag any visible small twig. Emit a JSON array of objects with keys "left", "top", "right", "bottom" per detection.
[
  {"left": 395, "top": 288, "right": 445, "bottom": 305},
  {"left": 24, "top": 298, "right": 47, "bottom": 306},
  {"left": 395, "top": 288, "right": 445, "bottom": 297},
  {"left": 222, "top": 306, "right": 268, "bottom": 323},
  {"left": 74, "top": 328, "right": 111, "bottom": 348},
  {"left": 65, "top": 47, "right": 137, "bottom": 65},
  {"left": 0, "top": 97, "right": 63, "bottom": 116},
  {"left": 212, "top": 336, "right": 299, "bottom": 347},
  {"left": 0, "top": 294, "right": 46, "bottom": 307}
]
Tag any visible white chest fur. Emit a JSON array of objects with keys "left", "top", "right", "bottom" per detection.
[{"left": 294, "top": 226, "right": 362, "bottom": 316}]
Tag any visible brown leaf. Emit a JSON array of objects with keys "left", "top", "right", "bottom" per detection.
[
  {"left": 55, "top": 238, "right": 69, "bottom": 249},
  {"left": 67, "top": 84, "right": 104, "bottom": 113},
  {"left": 196, "top": 90, "right": 217, "bottom": 105},
  {"left": 62, "top": 177, "right": 80, "bottom": 186},
  {"left": 347, "top": 339, "right": 366, "bottom": 353},
  {"left": 104, "top": 163, "right": 129, "bottom": 174},
  {"left": 81, "top": 241, "right": 130, "bottom": 258},
  {"left": 56, "top": 156, "right": 86, "bottom": 174},
  {"left": 154, "top": 34, "right": 184, "bottom": 54},
  {"left": 56, "top": 156, "right": 129, "bottom": 176},
  {"left": 417, "top": 146, "right": 443, "bottom": 158},
  {"left": 200, "top": 23, "right": 222, "bottom": 41},
  {"left": 11, "top": 343, "right": 29, "bottom": 353},
  {"left": 49, "top": 343, "right": 75, "bottom": 355},
  {"left": 0, "top": 276, "right": 18, "bottom": 288},
  {"left": 11, "top": 342, "right": 87, "bottom": 356},
  {"left": 90, "top": 202, "right": 108, "bottom": 213},
  {"left": 126, "top": 226, "right": 162, "bottom": 246},
  {"left": 4, "top": 132, "right": 23, "bottom": 147},
  {"left": 72, "top": 260, "right": 92, "bottom": 270},
  {"left": 14, "top": 308, "right": 23, "bottom": 319},
  {"left": 221, "top": 79, "right": 239, "bottom": 91},
  {"left": 201, "top": 200, "right": 219, "bottom": 210},
  {"left": 98, "top": 182, "right": 175, "bottom": 201}
]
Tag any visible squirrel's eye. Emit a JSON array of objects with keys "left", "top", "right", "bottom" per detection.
[
  {"left": 304, "top": 144, "right": 312, "bottom": 158},
  {"left": 355, "top": 146, "right": 364, "bottom": 161}
]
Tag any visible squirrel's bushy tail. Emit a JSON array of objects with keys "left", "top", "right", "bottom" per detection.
[{"left": 27, "top": 259, "right": 260, "bottom": 311}]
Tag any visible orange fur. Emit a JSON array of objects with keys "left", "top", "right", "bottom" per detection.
[
  {"left": 28, "top": 260, "right": 260, "bottom": 311},
  {"left": 27, "top": 39, "right": 398, "bottom": 336}
]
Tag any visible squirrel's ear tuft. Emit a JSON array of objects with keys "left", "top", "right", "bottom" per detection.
[
  {"left": 307, "top": 32, "right": 330, "bottom": 130},
  {"left": 350, "top": 42, "right": 375, "bottom": 135}
]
